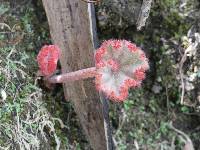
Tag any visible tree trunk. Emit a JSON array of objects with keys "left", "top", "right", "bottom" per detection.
[{"left": 42, "top": 0, "right": 106, "bottom": 149}]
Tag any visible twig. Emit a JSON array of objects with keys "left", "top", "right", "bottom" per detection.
[
  {"left": 81, "top": 0, "right": 100, "bottom": 4},
  {"left": 169, "top": 122, "right": 194, "bottom": 150},
  {"left": 165, "top": 85, "right": 170, "bottom": 114},
  {"left": 179, "top": 48, "right": 187, "bottom": 105},
  {"left": 0, "top": 23, "right": 11, "bottom": 31},
  {"left": 52, "top": 117, "right": 69, "bottom": 129},
  {"left": 179, "top": 33, "right": 200, "bottom": 104},
  {"left": 114, "top": 108, "right": 126, "bottom": 137},
  {"left": 134, "top": 140, "right": 140, "bottom": 150}
]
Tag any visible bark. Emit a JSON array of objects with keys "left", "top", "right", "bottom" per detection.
[
  {"left": 136, "top": 0, "right": 153, "bottom": 30},
  {"left": 98, "top": 0, "right": 141, "bottom": 24},
  {"left": 42, "top": 0, "right": 106, "bottom": 149}
]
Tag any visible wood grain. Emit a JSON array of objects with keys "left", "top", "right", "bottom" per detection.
[{"left": 42, "top": 0, "right": 106, "bottom": 149}]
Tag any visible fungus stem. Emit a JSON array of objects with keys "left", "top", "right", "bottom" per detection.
[{"left": 48, "top": 67, "right": 97, "bottom": 83}]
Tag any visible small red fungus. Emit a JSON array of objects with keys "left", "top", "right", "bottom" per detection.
[{"left": 37, "top": 45, "right": 60, "bottom": 76}]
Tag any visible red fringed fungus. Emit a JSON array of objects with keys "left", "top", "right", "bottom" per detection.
[
  {"left": 37, "top": 40, "right": 148, "bottom": 102},
  {"left": 95, "top": 40, "right": 149, "bottom": 102},
  {"left": 37, "top": 45, "right": 60, "bottom": 76}
]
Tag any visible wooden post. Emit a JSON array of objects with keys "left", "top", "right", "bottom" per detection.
[{"left": 42, "top": 0, "right": 107, "bottom": 149}]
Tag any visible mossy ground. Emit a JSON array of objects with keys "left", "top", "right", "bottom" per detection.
[
  {"left": 98, "top": 0, "right": 200, "bottom": 149},
  {"left": 0, "top": 0, "right": 200, "bottom": 150},
  {"left": 0, "top": 1, "right": 85, "bottom": 149}
]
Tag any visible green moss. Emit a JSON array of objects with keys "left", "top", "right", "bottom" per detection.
[{"left": 101, "top": 0, "right": 199, "bottom": 149}]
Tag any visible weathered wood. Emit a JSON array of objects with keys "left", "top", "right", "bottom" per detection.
[
  {"left": 136, "top": 0, "right": 153, "bottom": 30},
  {"left": 42, "top": 0, "right": 106, "bottom": 149},
  {"left": 97, "top": 0, "right": 142, "bottom": 25}
]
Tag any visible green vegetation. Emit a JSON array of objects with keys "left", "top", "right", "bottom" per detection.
[
  {"left": 99, "top": 0, "right": 200, "bottom": 149},
  {"left": 0, "top": 2, "right": 79, "bottom": 149}
]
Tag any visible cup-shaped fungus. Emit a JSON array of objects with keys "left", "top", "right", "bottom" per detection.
[
  {"left": 37, "top": 40, "right": 149, "bottom": 102},
  {"left": 37, "top": 45, "right": 60, "bottom": 76},
  {"left": 95, "top": 40, "right": 149, "bottom": 101}
]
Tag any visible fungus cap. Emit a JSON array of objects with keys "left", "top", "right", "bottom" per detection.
[
  {"left": 37, "top": 45, "right": 60, "bottom": 76},
  {"left": 95, "top": 40, "right": 149, "bottom": 102}
]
